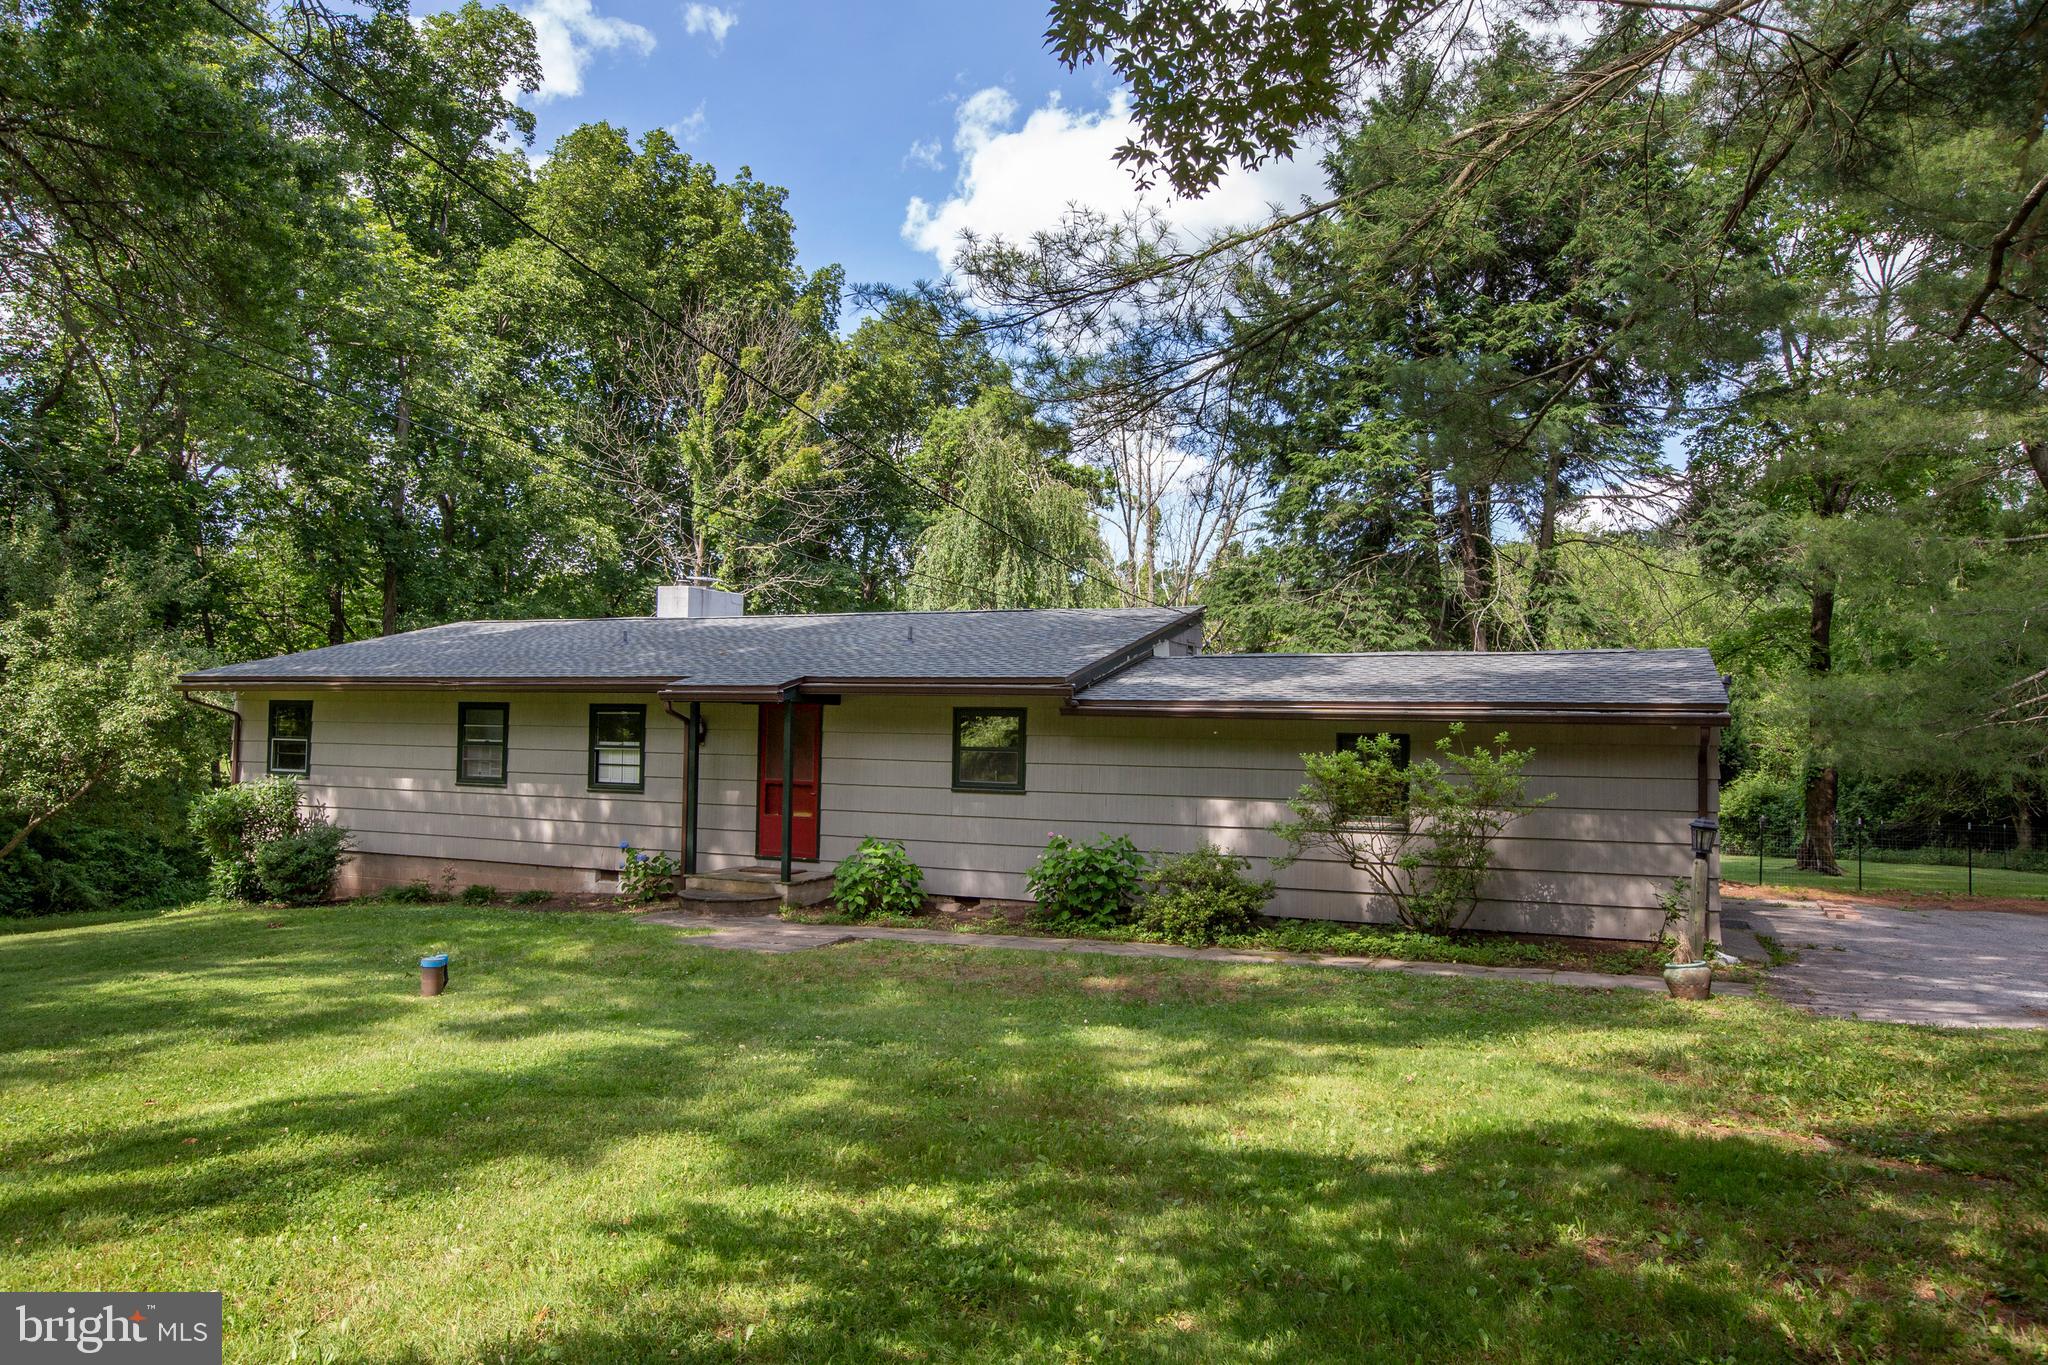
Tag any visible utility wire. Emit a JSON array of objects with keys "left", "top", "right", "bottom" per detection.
[{"left": 204, "top": 0, "right": 1167, "bottom": 611}]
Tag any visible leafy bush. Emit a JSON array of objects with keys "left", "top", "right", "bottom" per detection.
[
  {"left": 1136, "top": 845, "right": 1274, "bottom": 945},
  {"left": 833, "top": 838, "right": 926, "bottom": 919},
  {"left": 618, "top": 842, "right": 679, "bottom": 903},
  {"left": 1274, "top": 725, "right": 1548, "bottom": 934},
  {"left": 1719, "top": 770, "right": 1802, "bottom": 856},
  {"left": 1026, "top": 832, "right": 1147, "bottom": 929},
  {"left": 384, "top": 880, "right": 447, "bottom": 905},
  {"left": 250, "top": 821, "right": 350, "bottom": 906},
  {"left": 0, "top": 823, "right": 205, "bottom": 917},
  {"left": 188, "top": 777, "right": 340, "bottom": 902},
  {"left": 459, "top": 883, "right": 498, "bottom": 905},
  {"left": 511, "top": 889, "right": 552, "bottom": 906}
]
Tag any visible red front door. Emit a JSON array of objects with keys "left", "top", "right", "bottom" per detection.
[{"left": 757, "top": 703, "right": 822, "bottom": 861}]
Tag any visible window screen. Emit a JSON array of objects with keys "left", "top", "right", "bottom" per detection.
[
  {"left": 953, "top": 708, "right": 1026, "bottom": 792},
  {"left": 457, "top": 703, "right": 508, "bottom": 786},
  {"left": 267, "top": 700, "right": 312, "bottom": 775},
  {"left": 589, "top": 705, "right": 646, "bottom": 791}
]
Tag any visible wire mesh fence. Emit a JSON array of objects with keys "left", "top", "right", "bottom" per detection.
[{"left": 1724, "top": 816, "right": 2048, "bottom": 895}]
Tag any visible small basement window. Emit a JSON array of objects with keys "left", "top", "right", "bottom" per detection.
[
  {"left": 953, "top": 707, "right": 1026, "bottom": 792},
  {"left": 457, "top": 702, "right": 509, "bottom": 787},
  {"left": 589, "top": 704, "right": 646, "bottom": 792},
  {"left": 268, "top": 700, "right": 312, "bottom": 775}
]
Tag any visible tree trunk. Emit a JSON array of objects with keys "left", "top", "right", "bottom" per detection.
[
  {"left": 2016, "top": 798, "right": 2036, "bottom": 854},
  {"left": 381, "top": 557, "right": 399, "bottom": 636},
  {"left": 326, "top": 581, "right": 347, "bottom": 646},
  {"left": 1454, "top": 484, "right": 1494, "bottom": 651},
  {"left": 0, "top": 767, "right": 108, "bottom": 862},
  {"left": 1524, "top": 450, "right": 1565, "bottom": 647},
  {"left": 1797, "top": 766, "right": 1842, "bottom": 873},
  {"left": 1796, "top": 585, "right": 1843, "bottom": 874}
]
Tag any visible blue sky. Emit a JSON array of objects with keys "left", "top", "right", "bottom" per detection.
[{"left": 422, "top": 0, "right": 1328, "bottom": 294}]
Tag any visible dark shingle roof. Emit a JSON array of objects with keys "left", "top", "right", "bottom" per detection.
[
  {"left": 1073, "top": 648, "right": 1728, "bottom": 714},
  {"left": 181, "top": 607, "right": 1199, "bottom": 692}
]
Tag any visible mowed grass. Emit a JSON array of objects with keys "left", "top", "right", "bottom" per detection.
[
  {"left": 1726, "top": 854, "right": 2048, "bottom": 901},
  {"left": 1, "top": 905, "right": 2045, "bottom": 1363}
]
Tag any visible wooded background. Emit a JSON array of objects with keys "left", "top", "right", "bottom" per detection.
[{"left": 1, "top": 0, "right": 2041, "bottom": 911}]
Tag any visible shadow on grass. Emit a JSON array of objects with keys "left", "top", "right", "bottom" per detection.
[{"left": 1, "top": 910, "right": 2041, "bottom": 1361}]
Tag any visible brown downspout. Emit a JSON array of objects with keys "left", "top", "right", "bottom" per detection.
[
  {"left": 181, "top": 692, "right": 243, "bottom": 785},
  {"left": 1696, "top": 725, "right": 1711, "bottom": 819},
  {"left": 1699, "top": 721, "right": 1718, "bottom": 944},
  {"left": 660, "top": 698, "right": 700, "bottom": 876}
]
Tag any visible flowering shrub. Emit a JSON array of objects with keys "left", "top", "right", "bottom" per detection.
[{"left": 618, "top": 842, "right": 679, "bottom": 902}]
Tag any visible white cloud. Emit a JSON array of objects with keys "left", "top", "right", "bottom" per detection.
[
  {"left": 901, "top": 137, "right": 945, "bottom": 173},
  {"left": 670, "top": 101, "right": 708, "bottom": 144},
  {"left": 521, "top": 0, "right": 655, "bottom": 102},
  {"left": 682, "top": 3, "right": 738, "bottom": 50},
  {"left": 903, "top": 88, "right": 1327, "bottom": 271}
]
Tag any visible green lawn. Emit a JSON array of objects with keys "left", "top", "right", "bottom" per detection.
[
  {"left": 1725, "top": 853, "right": 2048, "bottom": 901},
  {"left": 2, "top": 903, "right": 2044, "bottom": 1362}
]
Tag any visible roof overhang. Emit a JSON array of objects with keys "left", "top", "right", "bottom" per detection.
[
  {"left": 175, "top": 676, "right": 680, "bottom": 692},
  {"left": 1061, "top": 699, "right": 1731, "bottom": 726},
  {"left": 658, "top": 677, "right": 1077, "bottom": 703}
]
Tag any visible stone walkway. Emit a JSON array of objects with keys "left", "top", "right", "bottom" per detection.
[
  {"left": 1728, "top": 895, "right": 2048, "bottom": 1029},
  {"left": 637, "top": 910, "right": 1750, "bottom": 997}
]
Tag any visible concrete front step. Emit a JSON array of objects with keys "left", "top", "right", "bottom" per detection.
[
  {"left": 677, "top": 888, "right": 781, "bottom": 909},
  {"left": 684, "top": 864, "right": 833, "bottom": 908}
]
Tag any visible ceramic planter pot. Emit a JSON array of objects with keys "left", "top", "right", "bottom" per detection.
[{"left": 1663, "top": 960, "right": 1712, "bottom": 1001}]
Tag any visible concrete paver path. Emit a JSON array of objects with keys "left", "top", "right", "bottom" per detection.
[
  {"left": 1730, "top": 896, "right": 2048, "bottom": 1029},
  {"left": 638, "top": 911, "right": 1750, "bottom": 997}
]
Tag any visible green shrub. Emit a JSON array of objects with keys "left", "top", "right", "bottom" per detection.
[
  {"left": 833, "top": 838, "right": 925, "bottom": 919},
  {"left": 250, "top": 821, "right": 350, "bottom": 905},
  {"left": 1274, "top": 725, "right": 1547, "bottom": 934},
  {"left": 511, "top": 889, "right": 552, "bottom": 906},
  {"left": 1027, "top": 833, "right": 1146, "bottom": 929},
  {"left": 384, "top": 880, "right": 447, "bottom": 905},
  {"left": 189, "top": 777, "right": 304, "bottom": 900},
  {"left": 618, "top": 843, "right": 678, "bottom": 903},
  {"left": 1136, "top": 845, "right": 1274, "bottom": 945},
  {"left": 459, "top": 883, "right": 498, "bottom": 905},
  {"left": 0, "top": 823, "right": 205, "bottom": 917},
  {"left": 188, "top": 777, "right": 350, "bottom": 903}
]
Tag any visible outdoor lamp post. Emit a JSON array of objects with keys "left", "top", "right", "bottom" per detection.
[{"left": 1665, "top": 817, "right": 1719, "bottom": 1001}]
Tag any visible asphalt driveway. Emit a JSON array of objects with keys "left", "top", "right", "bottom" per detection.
[{"left": 1729, "top": 896, "right": 2048, "bottom": 1029}]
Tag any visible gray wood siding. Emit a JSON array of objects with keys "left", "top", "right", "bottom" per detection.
[
  {"left": 235, "top": 690, "right": 693, "bottom": 890},
  {"left": 799, "top": 697, "right": 1715, "bottom": 938},
  {"left": 233, "top": 687, "right": 1715, "bottom": 937}
]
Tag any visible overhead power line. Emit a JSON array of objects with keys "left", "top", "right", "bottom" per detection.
[{"left": 202, "top": 0, "right": 1166, "bottom": 611}]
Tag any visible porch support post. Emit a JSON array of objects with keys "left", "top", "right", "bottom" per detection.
[
  {"left": 779, "top": 696, "right": 796, "bottom": 885},
  {"left": 684, "top": 701, "right": 701, "bottom": 875}
]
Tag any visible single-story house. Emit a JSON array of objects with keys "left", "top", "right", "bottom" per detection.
[{"left": 178, "top": 587, "right": 1728, "bottom": 940}]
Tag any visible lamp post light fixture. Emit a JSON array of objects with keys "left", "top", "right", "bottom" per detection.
[{"left": 1666, "top": 817, "right": 1720, "bottom": 1001}]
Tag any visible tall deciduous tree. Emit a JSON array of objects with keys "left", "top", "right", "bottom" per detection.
[{"left": 905, "top": 395, "right": 1114, "bottom": 609}]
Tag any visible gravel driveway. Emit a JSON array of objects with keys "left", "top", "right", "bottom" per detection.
[{"left": 1729, "top": 896, "right": 2048, "bottom": 1029}]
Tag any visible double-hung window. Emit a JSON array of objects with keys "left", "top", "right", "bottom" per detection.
[
  {"left": 457, "top": 703, "right": 509, "bottom": 786},
  {"left": 267, "top": 700, "right": 313, "bottom": 775},
  {"left": 589, "top": 704, "right": 646, "bottom": 792},
  {"left": 952, "top": 707, "right": 1026, "bottom": 792}
]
